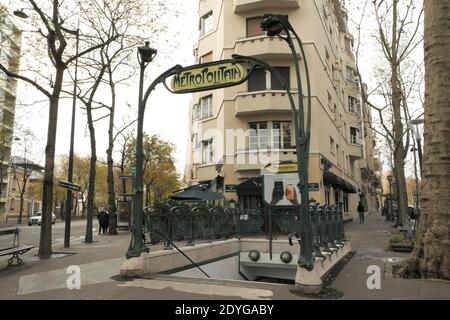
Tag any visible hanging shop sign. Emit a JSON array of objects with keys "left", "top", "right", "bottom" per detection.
[{"left": 171, "top": 60, "right": 247, "bottom": 93}]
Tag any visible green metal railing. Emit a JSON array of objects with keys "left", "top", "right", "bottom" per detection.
[{"left": 143, "top": 202, "right": 347, "bottom": 259}]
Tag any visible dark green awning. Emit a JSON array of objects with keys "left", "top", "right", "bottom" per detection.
[
  {"left": 237, "top": 177, "right": 262, "bottom": 196},
  {"left": 323, "top": 171, "right": 342, "bottom": 187},
  {"left": 170, "top": 185, "right": 224, "bottom": 201},
  {"left": 341, "top": 180, "right": 357, "bottom": 193},
  {"left": 323, "top": 171, "right": 357, "bottom": 193}
]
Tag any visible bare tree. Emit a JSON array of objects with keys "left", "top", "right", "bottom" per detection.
[
  {"left": 348, "top": 0, "right": 424, "bottom": 226},
  {"left": 114, "top": 130, "right": 133, "bottom": 196},
  {"left": 69, "top": 0, "right": 177, "bottom": 237},
  {"left": 0, "top": 0, "right": 117, "bottom": 257}
]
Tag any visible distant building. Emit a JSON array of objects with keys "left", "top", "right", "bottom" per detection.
[
  {"left": 5, "top": 157, "right": 44, "bottom": 222},
  {"left": 0, "top": 6, "right": 22, "bottom": 222},
  {"left": 184, "top": 0, "right": 382, "bottom": 220}
]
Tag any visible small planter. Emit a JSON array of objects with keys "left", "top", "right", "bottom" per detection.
[
  {"left": 389, "top": 243, "right": 414, "bottom": 253},
  {"left": 389, "top": 235, "right": 414, "bottom": 253}
]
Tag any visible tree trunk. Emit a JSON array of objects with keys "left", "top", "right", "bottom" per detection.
[
  {"left": 395, "top": 0, "right": 450, "bottom": 280},
  {"left": 38, "top": 68, "right": 64, "bottom": 258},
  {"left": 85, "top": 106, "right": 97, "bottom": 243},
  {"left": 107, "top": 74, "right": 117, "bottom": 235},
  {"left": 145, "top": 186, "right": 151, "bottom": 207},
  {"left": 18, "top": 192, "right": 24, "bottom": 224},
  {"left": 0, "top": 167, "right": 3, "bottom": 203},
  {"left": 391, "top": 65, "right": 408, "bottom": 227}
]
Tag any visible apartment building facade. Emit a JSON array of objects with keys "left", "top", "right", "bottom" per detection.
[
  {"left": 0, "top": 7, "right": 21, "bottom": 222},
  {"left": 185, "top": 0, "right": 382, "bottom": 220}
]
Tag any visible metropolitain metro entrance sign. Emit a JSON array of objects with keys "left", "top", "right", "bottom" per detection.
[{"left": 170, "top": 60, "right": 247, "bottom": 94}]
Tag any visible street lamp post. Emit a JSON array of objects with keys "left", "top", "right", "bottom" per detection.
[
  {"left": 261, "top": 14, "right": 314, "bottom": 270},
  {"left": 64, "top": 25, "right": 79, "bottom": 248},
  {"left": 409, "top": 118, "right": 424, "bottom": 229},
  {"left": 409, "top": 119, "right": 424, "bottom": 176},
  {"left": 387, "top": 175, "right": 393, "bottom": 222},
  {"left": 126, "top": 42, "right": 157, "bottom": 259}
]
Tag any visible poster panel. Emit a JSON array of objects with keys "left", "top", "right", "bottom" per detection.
[
  {"left": 262, "top": 162, "right": 300, "bottom": 206},
  {"left": 117, "top": 201, "right": 132, "bottom": 228}
]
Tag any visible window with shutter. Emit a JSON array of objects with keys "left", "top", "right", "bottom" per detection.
[{"left": 246, "top": 17, "right": 265, "bottom": 37}]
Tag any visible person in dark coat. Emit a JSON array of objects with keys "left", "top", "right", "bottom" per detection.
[
  {"left": 358, "top": 201, "right": 365, "bottom": 224},
  {"left": 101, "top": 211, "right": 109, "bottom": 234},
  {"left": 97, "top": 210, "right": 104, "bottom": 234}
]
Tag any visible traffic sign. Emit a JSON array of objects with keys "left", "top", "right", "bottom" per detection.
[
  {"left": 58, "top": 180, "right": 81, "bottom": 192},
  {"left": 119, "top": 176, "right": 133, "bottom": 180}
]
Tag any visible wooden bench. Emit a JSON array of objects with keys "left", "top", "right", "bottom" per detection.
[{"left": 0, "top": 227, "right": 34, "bottom": 266}]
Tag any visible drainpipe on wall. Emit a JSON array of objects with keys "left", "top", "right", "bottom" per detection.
[{"left": 359, "top": 85, "right": 367, "bottom": 160}]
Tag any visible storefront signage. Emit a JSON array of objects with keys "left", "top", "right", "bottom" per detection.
[
  {"left": 171, "top": 60, "right": 247, "bottom": 93},
  {"left": 225, "top": 184, "right": 238, "bottom": 193},
  {"left": 264, "top": 162, "right": 298, "bottom": 174}
]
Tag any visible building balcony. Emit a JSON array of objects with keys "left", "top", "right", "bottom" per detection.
[
  {"left": 234, "top": 0, "right": 300, "bottom": 13},
  {"left": 348, "top": 143, "right": 363, "bottom": 160},
  {"left": 0, "top": 78, "right": 17, "bottom": 97},
  {"left": 359, "top": 159, "right": 367, "bottom": 169},
  {"left": 234, "top": 91, "right": 297, "bottom": 116},
  {"left": 359, "top": 158, "right": 374, "bottom": 176},
  {"left": 197, "top": 164, "right": 219, "bottom": 182},
  {"left": 234, "top": 36, "right": 299, "bottom": 60}
]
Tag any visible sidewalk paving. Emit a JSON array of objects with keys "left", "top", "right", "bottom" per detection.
[
  {"left": 331, "top": 212, "right": 450, "bottom": 299},
  {"left": 0, "top": 212, "right": 449, "bottom": 300}
]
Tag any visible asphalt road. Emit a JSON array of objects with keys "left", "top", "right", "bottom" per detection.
[{"left": 0, "top": 219, "right": 100, "bottom": 250}]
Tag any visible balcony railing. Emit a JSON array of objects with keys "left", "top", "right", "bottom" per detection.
[
  {"left": 235, "top": 91, "right": 298, "bottom": 116},
  {"left": 234, "top": 35, "right": 297, "bottom": 60}
]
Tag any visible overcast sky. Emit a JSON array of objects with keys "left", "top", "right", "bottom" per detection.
[{"left": 3, "top": 0, "right": 423, "bottom": 178}]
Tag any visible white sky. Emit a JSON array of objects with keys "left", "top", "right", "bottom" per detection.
[{"left": 3, "top": 0, "right": 423, "bottom": 178}]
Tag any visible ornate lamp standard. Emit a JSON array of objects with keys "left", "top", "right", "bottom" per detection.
[
  {"left": 409, "top": 119, "right": 424, "bottom": 175},
  {"left": 261, "top": 14, "right": 314, "bottom": 270},
  {"left": 126, "top": 42, "right": 157, "bottom": 259}
]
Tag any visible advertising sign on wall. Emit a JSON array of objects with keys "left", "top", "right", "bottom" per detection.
[
  {"left": 262, "top": 161, "right": 301, "bottom": 206},
  {"left": 117, "top": 201, "right": 132, "bottom": 228}
]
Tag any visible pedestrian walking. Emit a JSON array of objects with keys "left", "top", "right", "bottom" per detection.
[
  {"left": 101, "top": 211, "right": 110, "bottom": 234},
  {"left": 96, "top": 210, "right": 104, "bottom": 234},
  {"left": 358, "top": 201, "right": 365, "bottom": 224}
]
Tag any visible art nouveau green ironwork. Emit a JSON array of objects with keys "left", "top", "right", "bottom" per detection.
[
  {"left": 129, "top": 15, "right": 318, "bottom": 271},
  {"left": 143, "top": 202, "right": 347, "bottom": 262}
]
